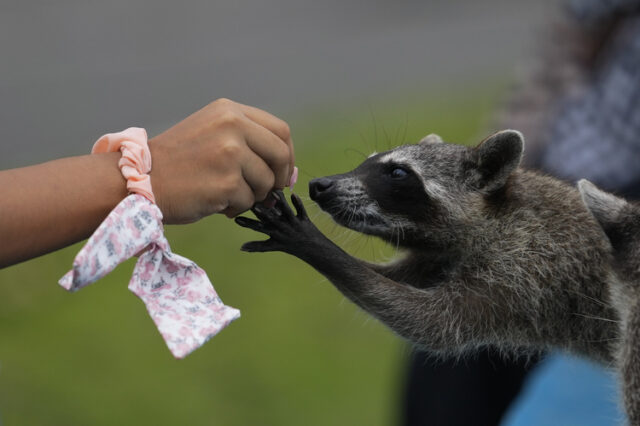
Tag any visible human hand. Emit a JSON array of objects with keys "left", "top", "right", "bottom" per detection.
[{"left": 148, "top": 98, "right": 295, "bottom": 223}]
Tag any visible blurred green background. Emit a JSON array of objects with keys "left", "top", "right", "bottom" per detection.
[{"left": 0, "top": 87, "right": 500, "bottom": 426}]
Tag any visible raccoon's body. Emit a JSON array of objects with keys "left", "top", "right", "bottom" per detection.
[
  {"left": 238, "top": 130, "right": 619, "bottom": 364},
  {"left": 580, "top": 181, "right": 640, "bottom": 424}
]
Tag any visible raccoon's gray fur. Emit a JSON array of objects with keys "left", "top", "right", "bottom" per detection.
[
  {"left": 580, "top": 180, "right": 640, "bottom": 425},
  {"left": 237, "top": 130, "right": 619, "bottom": 365}
]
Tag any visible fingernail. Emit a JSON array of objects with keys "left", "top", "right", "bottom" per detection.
[{"left": 289, "top": 166, "right": 299, "bottom": 188}]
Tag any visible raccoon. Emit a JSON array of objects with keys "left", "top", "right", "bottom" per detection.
[
  {"left": 579, "top": 180, "right": 640, "bottom": 424},
  {"left": 236, "top": 130, "right": 618, "bottom": 363}
]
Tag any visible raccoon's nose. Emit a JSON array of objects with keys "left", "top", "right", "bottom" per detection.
[{"left": 309, "top": 177, "right": 335, "bottom": 200}]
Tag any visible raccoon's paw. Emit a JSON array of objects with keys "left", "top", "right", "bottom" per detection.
[{"left": 236, "top": 190, "right": 322, "bottom": 255}]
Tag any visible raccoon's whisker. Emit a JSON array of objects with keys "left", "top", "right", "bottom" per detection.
[
  {"left": 337, "top": 206, "right": 353, "bottom": 244},
  {"left": 310, "top": 209, "right": 325, "bottom": 221},
  {"left": 382, "top": 124, "right": 392, "bottom": 150},
  {"left": 393, "top": 219, "right": 406, "bottom": 243},
  {"left": 393, "top": 121, "right": 405, "bottom": 147},
  {"left": 400, "top": 112, "right": 409, "bottom": 145},
  {"left": 359, "top": 130, "right": 372, "bottom": 154},
  {"left": 344, "top": 147, "right": 368, "bottom": 161},
  {"left": 352, "top": 232, "right": 364, "bottom": 256},
  {"left": 571, "top": 291, "right": 615, "bottom": 309},
  {"left": 299, "top": 170, "right": 318, "bottom": 180},
  {"left": 391, "top": 223, "right": 401, "bottom": 252},
  {"left": 367, "top": 104, "right": 379, "bottom": 153},
  {"left": 341, "top": 227, "right": 359, "bottom": 248},
  {"left": 344, "top": 205, "right": 353, "bottom": 227},
  {"left": 358, "top": 233, "right": 372, "bottom": 257},
  {"left": 347, "top": 204, "right": 358, "bottom": 228},
  {"left": 389, "top": 224, "right": 396, "bottom": 249},
  {"left": 585, "top": 337, "right": 622, "bottom": 343},
  {"left": 393, "top": 123, "right": 399, "bottom": 147},
  {"left": 571, "top": 313, "right": 620, "bottom": 324}
]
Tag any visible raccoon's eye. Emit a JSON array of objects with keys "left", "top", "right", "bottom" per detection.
[{"left": 390, "top": 167, "right": 409, "bottom": 179}]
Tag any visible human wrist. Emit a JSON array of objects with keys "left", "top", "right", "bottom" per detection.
[
  {"left": 146, "top": 136, "right": 172, "bottom": 222},
  {"left": 84, "top": 152, "right": 130, "bottom": 216}
]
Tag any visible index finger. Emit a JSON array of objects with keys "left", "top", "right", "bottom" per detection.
[{"left": 236, "top": 103, "right": 295, "bottom": 181}]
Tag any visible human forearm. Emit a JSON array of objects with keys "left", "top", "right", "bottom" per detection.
[{"left": 0, "top": 152, "right": 127, "bottom": 267}]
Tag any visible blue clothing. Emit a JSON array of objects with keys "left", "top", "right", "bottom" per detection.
[{"left": 502, "top": 354, "right": 624, "bottom": 426}]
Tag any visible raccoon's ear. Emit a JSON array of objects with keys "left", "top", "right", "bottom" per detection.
[
  {"left": 578, "top": 179, "right": 628, "bottom": 230},
  {"left": 419, "top": 133, "right": 443, "bottom": 144},
  {"left": 473, "top": 130, "right": 524, "bottom": 192}
]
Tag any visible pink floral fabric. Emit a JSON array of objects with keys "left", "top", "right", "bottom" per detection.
[{"left": 59, "top": 194, "right": 240, "bottom": 359}]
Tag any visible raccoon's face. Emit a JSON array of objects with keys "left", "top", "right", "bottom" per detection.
[{"left": 309, "top": 130, "right": 524, "bottom": 248}]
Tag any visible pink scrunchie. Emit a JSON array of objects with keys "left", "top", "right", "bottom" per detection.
[{"left": 92, "top": 127, "right": 155, "bottom": 203}]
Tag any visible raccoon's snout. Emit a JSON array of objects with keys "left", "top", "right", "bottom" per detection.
[{"left": 309, "top": 177, "right": 335, "bottom": 201}]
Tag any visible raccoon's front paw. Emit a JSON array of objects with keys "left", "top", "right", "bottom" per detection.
[{"left": 236, "top": 190, "right": 325, "bottom": 256}]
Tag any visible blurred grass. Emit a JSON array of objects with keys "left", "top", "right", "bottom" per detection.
[{"left": 0, "top": 84, "right": 502, "bottom": 426}]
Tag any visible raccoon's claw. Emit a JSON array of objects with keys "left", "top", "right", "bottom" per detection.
[
  {"left": 265, "top": 190, "right": 308, "bottom": 220},
  {"left": 290, "top": 192, "right": 308, "bottom": 220},
  {"left": 234, "top": 216, "right": 266, "bottom": 232},
  {"left": 236, "top": 190, "right": 316, "bottom": 255}
]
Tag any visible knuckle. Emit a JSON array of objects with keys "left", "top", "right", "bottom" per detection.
[
  {"left": 263, "top": 173, "right": 276, "bottom": 192},
  {"left": 271, "top": 148, "right": 290, "bottom": 187},
  {"left": 239, "top": 201, "right": 253, "bottom": 214},
  {"left": 256, "top": 181, "right": 274, "bottom": 201},
  {"left": 275, "top": 121, "right": 291, "bottom": 141},
  {"left": 232, "top": 201, "right": 253, "bottom": 217},
  {"left": 217, "top": 139, "right": 244, "bottom": 160},
  {"left": 216, "top": 110, "right": 243, "bottom": 127},
  {"left": 273, "top": 144, "right": 290, "bottom": 168},
  {"left": 211, "top": 177, "right": 240, "bottom": 209},
  {"left": 213, "top": 97, "right": 235, "bottom": 109},
  {"left": 218, "top": 176, "right": 255, "bottom": 215},
  {"left": 222, "top": 175, "right": 244, "bottom": 198}
]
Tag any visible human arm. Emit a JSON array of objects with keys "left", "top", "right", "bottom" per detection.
[{"left": 0, "top": 98, "right": 295, "bottom": 267}]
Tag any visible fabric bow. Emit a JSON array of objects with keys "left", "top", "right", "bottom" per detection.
[{"left": 59, "top": 194, "right": 240, "bottom": 359}]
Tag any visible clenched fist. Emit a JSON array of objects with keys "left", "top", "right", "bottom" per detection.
[{"left": 149, "top": 98, "right": 295, "bottom": 223}]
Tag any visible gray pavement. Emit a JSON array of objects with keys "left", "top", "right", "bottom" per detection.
[{"left": 0, "top": 0, "right": 557, "bottom": 168}]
